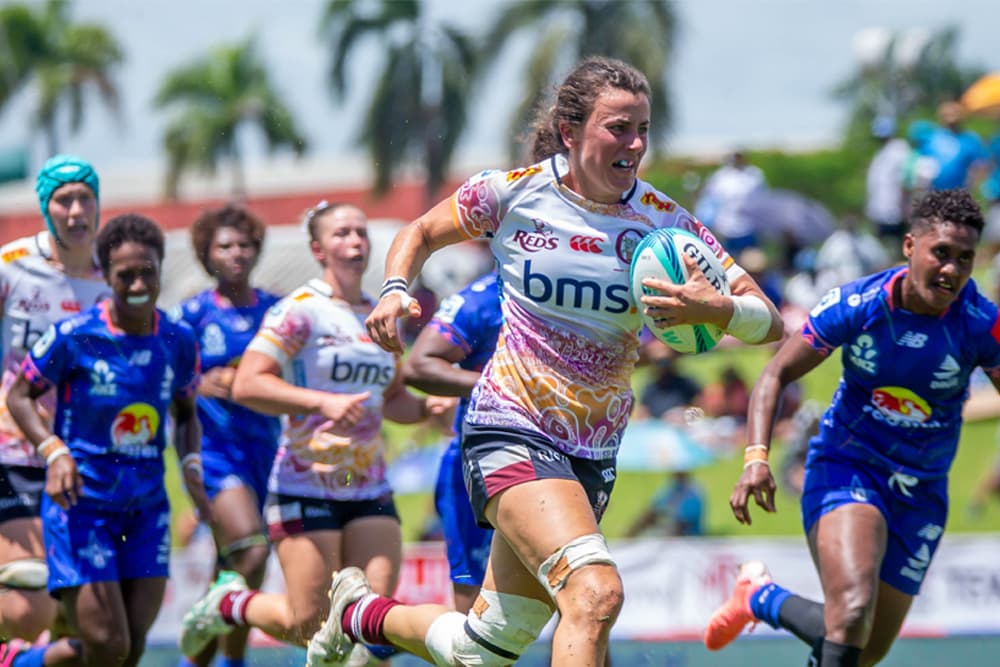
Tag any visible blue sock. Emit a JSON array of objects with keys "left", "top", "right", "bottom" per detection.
[
  {"left": 217, "top": 658, "right": 246, "bottom": 667},
  {"left": 365, "top": 643, "right": 398, "bottom": 660},
  {"left": 748, "top": 582, "right": 793, "bottom": 629},
  {"left": 11, "top": 646, "right": 46, "bottom": 667},
  {"left": 175, "top": 657, "right": 199, "bottom": 667}
]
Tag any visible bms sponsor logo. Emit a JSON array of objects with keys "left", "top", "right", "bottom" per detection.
[
  {"left": 522, "top": 260, "right": 631, "bottom": 314},
  {"left": 330, "top": 354, "right": 394, "bottom": 386}
]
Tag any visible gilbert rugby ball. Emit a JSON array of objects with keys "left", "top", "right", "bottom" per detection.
[{"left": 630, "top": 228, "right": 730, "bottom": 354}]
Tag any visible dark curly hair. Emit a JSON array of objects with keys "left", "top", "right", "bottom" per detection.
[
  {"left": 96, "top": 213, "right": 165, "bottom": 276},
  {"left": 909, "top": 188, "right": 984, "bottom": 236},
  {"left": 190, "top": 203, "right": 266, "bottom": 275},
  {"left": 528, "top": 56, "right": 651, "bottom": 163}
]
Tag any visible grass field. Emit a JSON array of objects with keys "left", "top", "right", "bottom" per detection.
[{"left": 167, "top": 341, "right": 1000, "bottom": 544}]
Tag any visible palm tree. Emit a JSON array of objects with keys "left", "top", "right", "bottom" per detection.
[
  {"left": 0, "top": 0, "right": 123, "bottom": 155},
  {"left": 833, "top": 26, "right": 986, "bottom": 143},
  {"left": 483, "top": 0, "right": 678, "bottom": 161},
  {"left": 320, "top": 0, "right": 477, "bottom": 200},
  {"left": 153, "top": 38, "right": 308, "bottom": 199}
]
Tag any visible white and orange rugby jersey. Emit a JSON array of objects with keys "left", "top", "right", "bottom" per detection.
[
  {"left": 246, "top": 279, "right": 396, "bottom": 501},
  {"left": 0, "top": 232, "right": 108, "bottom": 467},
  {"left": 453, "top": 155, "right": 746, "bottom": 460}
]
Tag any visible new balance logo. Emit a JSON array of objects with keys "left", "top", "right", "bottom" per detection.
[
  {"left": 900, "top": 543, "right": 931, "bottom": 583},
  {"left": 930, "top": 355, "right": 960, "bottom": 389},
  {"left": 888, "top": 472, "right": 918, "bottom": 498},
  {"left": 897, "top": 331, "right": 928, "bottom": 348},
  {"left": 917, "top": 523, "right": 943, "bottom": 541},
  {"left": 569, "top": 235, "right": 603, "bottom": 253}
]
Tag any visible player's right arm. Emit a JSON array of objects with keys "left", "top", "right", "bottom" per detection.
[
  {"left": 6, "top": 328, "right": 81, "bottom": 508},
  {"left": 231, "top": 349, "right": 368, "bottom": 431},
  {"left": 367, "top": 197, "right": 484, "bottom": 354},
  {"left": 730, "top": 334, "right": 827, "bottom": 526}
]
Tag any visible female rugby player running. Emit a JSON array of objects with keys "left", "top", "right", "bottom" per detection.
[
  {"left": 305, "top": 56, "right": 783, "bottom": 667},
  {"left": 705, "top": 189, "right": 1000, "bottom": 667},
  {"left": 7, "top": 213, "right": 211, "bottom": 667}
]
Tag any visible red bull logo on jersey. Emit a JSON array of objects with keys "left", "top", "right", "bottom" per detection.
[
  {"left": 868, "top": 386, "right": 934, "bottom": 427},
  {"left": 505, "top": 166, "right": 542, "bottom": 183},
  {"left": 110, "top": 402, "right": 160, "bottom": 458}
]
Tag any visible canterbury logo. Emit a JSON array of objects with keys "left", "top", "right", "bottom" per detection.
[{"left": 569, "top": 235, "right": 603, "bottom": 253}]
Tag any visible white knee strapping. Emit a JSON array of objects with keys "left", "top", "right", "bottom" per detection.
[
  {"left": 536, "top": 533, "right": 616, "bottom": 599},
  {"left": 218, "top": 533, "right": 269, "bottom": 559},
  {"left": 424, "top": 590, "right": 553, "bottom": 666},
  {"left": 0, "top": 558, "right": 48, "bottom": 590}
]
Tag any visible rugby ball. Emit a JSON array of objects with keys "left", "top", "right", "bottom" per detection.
[{"left": 630, "top": 228, "right": 730, "bottom": 354}]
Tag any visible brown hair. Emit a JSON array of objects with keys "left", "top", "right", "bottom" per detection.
[
  {"left": 301, "top": 201, "right": 360, "bottom": 243},
  {"left": 190, "top": 203, "right": 266, "bottom": 275},
  {"left": 528, "top": 56, "right": 651, "bottom": 163}
]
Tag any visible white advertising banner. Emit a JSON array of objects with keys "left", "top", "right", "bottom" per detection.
[{"left": 148, "top": 534, "right": 1000, "bottom": 645}]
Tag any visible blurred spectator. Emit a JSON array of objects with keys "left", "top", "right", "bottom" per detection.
[
  {"left": 814, "top": 213, "right": 890, "bottom": 293},
  {"left": 626, "top": 471, "right": 706, "bottom": 537},
  {"left": 698, "top": 365, "right": 750, "bottom": 420},
  {"left": 980, "top": 127, "right": 1000, "bottom": 258},
  {"left": 635, "top": 354, "right": 702, "bottom": 422},
  {"left": 909, "top": 101, "right": 989, "bottom": 191},
  {"left": 695, "top": 150, "right": 767, "bottom": 254},
  {"left": 865, "top": 116, "right": 911, "bottom": 254},
  {"left": 782, "top": 247, "right": 823, "bottom": 333}
]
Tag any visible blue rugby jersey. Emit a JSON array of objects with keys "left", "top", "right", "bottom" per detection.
[
  {"left": 174, "top": 289, "right": 281, "bottom": 461},
  {"left": 803, "top": 266, "right": 1000, "bottom": 478},
  {"left": 426, "top": 272, "right": 503, "bottom": 435},
  {"left": 23, "top": 301, "right": 199, "bottom": 509}
]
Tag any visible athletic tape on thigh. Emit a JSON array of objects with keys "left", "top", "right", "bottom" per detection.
[
  {"left": 424, "top": 591, "right": 552, "bottom": 667},
  {"left": 0, "top": 558, "right": 48, "bottom": 590},
  {"left": 536, "top": 533, "right": 616, "bottom": 599},
  {"left": 218, "top": 533, "right": 269, "bottom": 559}
]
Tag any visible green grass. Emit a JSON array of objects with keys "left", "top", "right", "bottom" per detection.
[{"left": 167, "top": 343, "right": 1000, "bottom": 543}]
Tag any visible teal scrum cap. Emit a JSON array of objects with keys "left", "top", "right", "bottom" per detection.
[{"left": 35, "top": 154, "right": 100, "bottom": 244}]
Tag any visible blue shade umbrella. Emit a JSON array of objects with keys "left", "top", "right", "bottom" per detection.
[
  {"left": 616, "top": 421, "right": 717, "bottom": 472},
  {"left": 736, "top": 188, "right": 836, "bottom": 246},
  {"left": 387, "top": 442, "right": 447, "bottom": 494}
]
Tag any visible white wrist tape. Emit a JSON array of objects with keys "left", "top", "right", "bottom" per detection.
[
  {"left": 46, "top": 446, "right": 71, "bottom": 466},
  {"left": 379, "top": 276, "right": 416, "bottom": 310},
  {"left": 181, "top": 452, "right": 203, "bottom": 478},
  {"left": 727, "top": 294, "right": 772, "bottom": 343}
]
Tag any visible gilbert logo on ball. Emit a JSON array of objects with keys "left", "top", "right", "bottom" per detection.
[{"left": 630, "top": 228, "right": 730, "bottom": 354}]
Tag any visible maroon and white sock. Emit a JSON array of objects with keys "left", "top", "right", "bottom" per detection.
[
  {"left": 219, "top": 590, "right": 260, "bottom": 626},
  {"left": 342, "top": 594, "right": 401, "bottom": 645}
]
